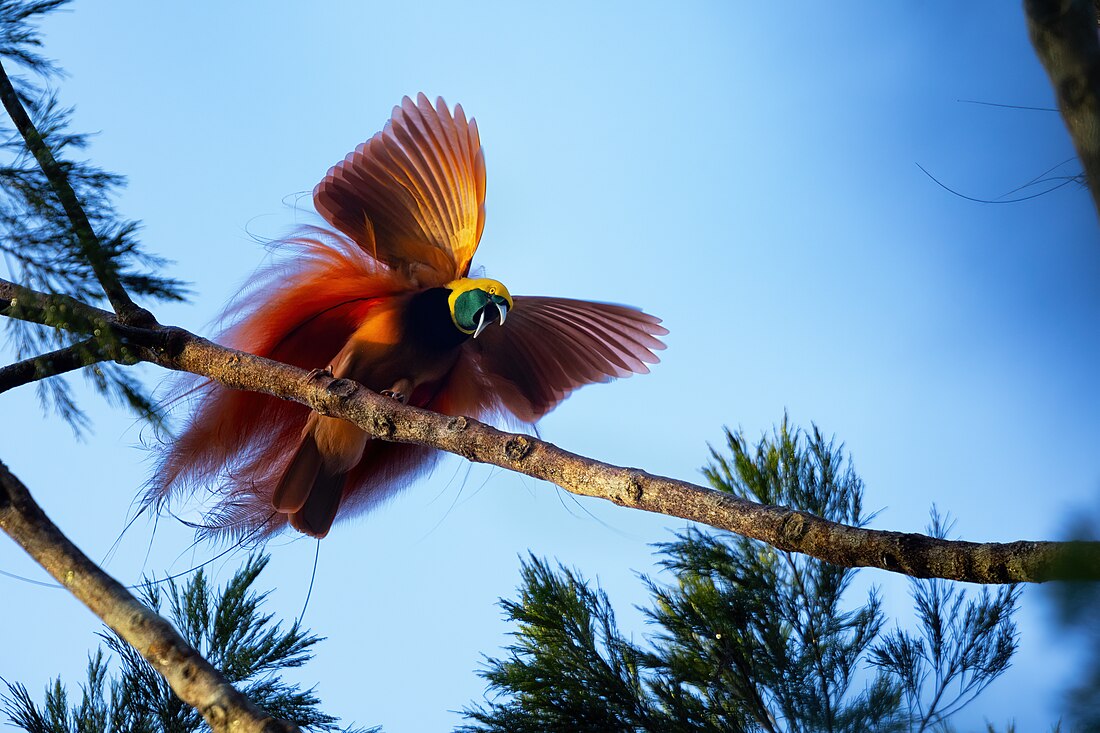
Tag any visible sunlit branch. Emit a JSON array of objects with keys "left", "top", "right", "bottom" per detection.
[{"left": 4, "top": 277, "right": 1094, "bottom": 583}]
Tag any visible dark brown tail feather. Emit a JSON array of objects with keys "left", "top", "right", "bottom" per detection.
[{"left": 273, "top": 434, "right": 347, "bottom": 538}]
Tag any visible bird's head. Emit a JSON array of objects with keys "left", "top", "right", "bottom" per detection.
[{"left": 446, "top": 277, "right": 513, "bottom": 337}]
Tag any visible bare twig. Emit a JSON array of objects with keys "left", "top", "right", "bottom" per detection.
[
  {"left": 0, "top": 276, "right": 117, "bottom": 327},
  {"left": 1024, "top": 0, "right": 1100, "bottom": 217},
  {"left": 0, "top": 59, "right": 152, "bottom": 324},
  {"left": 0, "top": 461, "right": 301, "bottom": 733},
  {"left": 4, "top": 276, "right": 1095, "bottom": 583},
  {"left": 0, "top": 337, "right": 105, "bottom": 394}
]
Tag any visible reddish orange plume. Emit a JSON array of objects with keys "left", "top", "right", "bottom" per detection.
[
  {"left": 148, "top": 228, "right": 414, "bottom": 539},
  {"left": 148, "top": 94, "right": 668, "bottom": 540}
]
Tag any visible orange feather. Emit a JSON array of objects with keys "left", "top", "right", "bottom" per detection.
[{"left": 150, "top": 95, "right": 666, "bottom": 540}]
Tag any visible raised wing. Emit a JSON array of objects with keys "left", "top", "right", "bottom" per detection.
[
  {"left": 469, "top": 296, "right": 667, "bottom": 422},
  {"left": 314, "top": 93, "right": 486, "bottom": 287}
]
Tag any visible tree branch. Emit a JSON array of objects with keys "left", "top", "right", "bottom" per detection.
[
  {"left": 0, "top": 276, "right": 118, "bottom": 328},
  {"left": 0, "top": 337, "right": 107, "bottom": 394},
  {"left": 0, "top": 461, "right": 301, "bottom": 733},
  {"left": 5, "top": 277, "right": 1092, "bottom": 583},
  {"left": 1024, "top": 0, "right": 1100, "bottom": 217},
  {"left": 159, "top": 333, "right": 1100, "bottom": 583},
  {"left": 0, "top": 59, "right": 152, "bottom": 324}
]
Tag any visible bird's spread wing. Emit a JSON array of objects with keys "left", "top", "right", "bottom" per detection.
[
  {"left": 469, "top": 296, "right": 668, "bottom": 422},
  {"left": 313, "top": 93, "right": 486, "bottom": 286}
]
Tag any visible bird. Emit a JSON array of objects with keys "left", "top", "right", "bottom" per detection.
[{"left": 149, "top": 94, "right": 667, "bottom": 539}]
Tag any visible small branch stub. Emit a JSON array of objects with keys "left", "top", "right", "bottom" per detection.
[
  {"left": 780, "top": 512, "right": 808, "bottom": 545},
  {"left": 505, "top": 435, "right": 531, "bottom": 461},
  {"left": 370, "top": 413, "right": 396, "bottom": 440}
]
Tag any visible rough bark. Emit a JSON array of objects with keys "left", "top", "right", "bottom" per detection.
[{"left": 155, "top": 330, "right": 1100, "bottom": 583}]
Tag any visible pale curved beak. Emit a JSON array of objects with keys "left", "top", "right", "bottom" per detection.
[
  {"left": 473, "top": 307, "right": 490, "bottom": 338},
  {"left": 473, "top": 302, "right": 508, "bottom": 338}
]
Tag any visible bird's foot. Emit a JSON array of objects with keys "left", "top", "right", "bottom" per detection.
[
  {"left": 381, "top": 378, "right": 413, "bottom": 405},
  {"left": 306, "top": 365, "right": 335, "bottom": 382},
  {"left": 380, "top": 389, "right": 408, "bottom": 404}
]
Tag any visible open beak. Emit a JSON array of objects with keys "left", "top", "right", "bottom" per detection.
[
  {"left": 473, "top": 307, "right": 490, "bottom": 338},
  {"left": 473, "top": 302, "right": 508, "bottom": 338}
]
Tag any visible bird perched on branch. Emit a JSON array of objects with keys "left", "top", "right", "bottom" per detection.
[{"left": 150, "top": 94, "right": 666, "bottom": 539}]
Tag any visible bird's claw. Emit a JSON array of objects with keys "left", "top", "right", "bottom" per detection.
[
  {"left": 305, "top": 365, "right": 335, "bottom": 382},
  {"left": 380, "top": 389, "right": 408, "bottom": 404}
]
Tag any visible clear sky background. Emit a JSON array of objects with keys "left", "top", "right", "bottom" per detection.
[{"left": 2, "top": 2, "right": 1098, "bottom": 731}]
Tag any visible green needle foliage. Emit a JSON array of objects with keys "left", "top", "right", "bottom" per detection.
[
  {"left": 461, "top": 420, "right": 1020, "bottom": 733},
  {"left": 869, "top": 510, "right": 1020, "bottom": 732},
  {"left": 0, "top": 0, "right": 187, "bottom": 434},
  {"left": 463, "top": 556, "right": 655, "bottom": 733},
  {"left": 0, "top": 555, "right": 377, "bottom": 733}
]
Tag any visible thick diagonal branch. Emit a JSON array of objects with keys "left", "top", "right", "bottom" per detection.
[
  {"left": 0, "top": 60, "right": 151, "bottom": 323},
  {"left": 1025, "top": 0, "right": 1100, "bottom": 217},
  {"left": 0, "top": 461, "right": 301, "bottom": 733},
  {"left": 4, "top": 276, "right": 1098, "bottom": 583},
  {"left": 156, "top": 334, "right": 1100, "bottom": 583}
]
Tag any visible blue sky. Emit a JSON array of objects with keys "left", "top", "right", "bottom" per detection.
[{"left": 2, "top": 2, "right": 1098, "bottom": 730}]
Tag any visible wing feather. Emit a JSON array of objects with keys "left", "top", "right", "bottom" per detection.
[
  {"left": 314, "top": 93, "right": 485, "bottom": 286},
  {"left": 407, "top": 96, "right": 462, "bottom": 234},
  {"left": 469, "top": 296, "right": 668, "bottom": 421},
  {"left": 536, "top": 302, "right": 661, "bottom": 373}
]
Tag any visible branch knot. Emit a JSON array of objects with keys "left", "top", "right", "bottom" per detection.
[
  {"left": 325, "top": 378, "right": 359, "bottom": 400},
  {"left": 370, "top": 414, "right": 396, "bottom": 440},
  {"left": 612, "top": 475, "right": 644, "bottom": 506},
  {"left": 504, "top": 436, "right": 531, "bottom": 461},
  {"left": 779, "top": 512, "right": 808, "bottom": 546}
]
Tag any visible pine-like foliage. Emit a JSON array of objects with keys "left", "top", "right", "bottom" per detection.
[
  {"left": 461, "top": 420, "right": 1020, "bottom": 733},
  {"left": 0, "top": 0, "right": 186, "bottom": 433},
  {"left": 462, "top": 556, "right": 656, "bottom": 733},
  {"left": 869, "top": 510, "right": 1019, "bottom": 732},
  {"left": 0, "top": 555, "right": 378, "bottom": 733}
]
